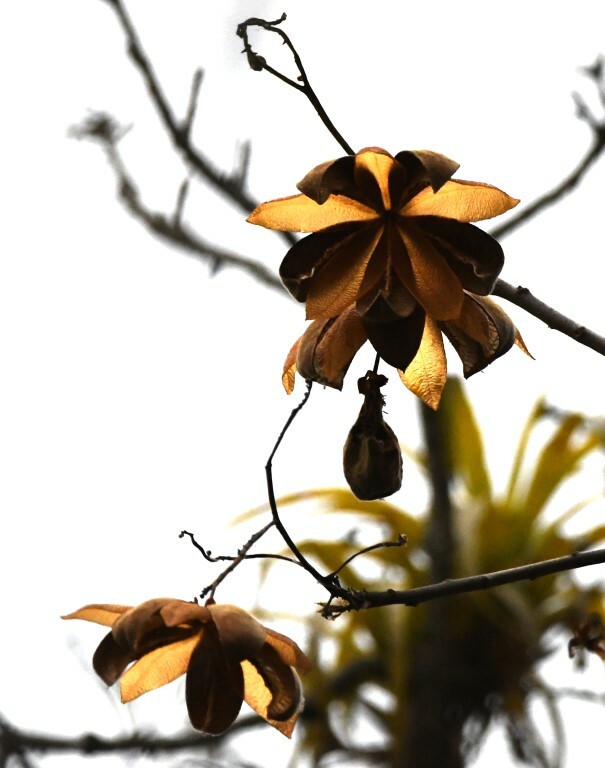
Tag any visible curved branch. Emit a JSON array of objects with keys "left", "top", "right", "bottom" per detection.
[{"left": 236, "top": 14, "right": 354, "bottom": 155}]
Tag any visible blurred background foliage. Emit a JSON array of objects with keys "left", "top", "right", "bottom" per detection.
[{"left": 251, "top": 378, "right": 605, "bottom": 767}]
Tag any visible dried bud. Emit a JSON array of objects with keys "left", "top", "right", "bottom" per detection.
[
  {"left": 246, "top": 51, "right": 266, "bottom": 71},
  {"left": 343, "top": 371, "right": 402, "bottom": 500}
]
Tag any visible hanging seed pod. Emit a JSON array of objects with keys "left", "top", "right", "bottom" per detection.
[{"left": 343, "top": 371, "right": 403, "bottom": 500}]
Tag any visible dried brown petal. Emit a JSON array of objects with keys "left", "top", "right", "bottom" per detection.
[
  {"left": 441, "top": 294, "right": 516, "bottom": 377},
  {"left": 208, "top": 604, "right": 267, "bottom": 661},
  {"left": 250, "top": 642, "right": 302, "bottom": 721},
  {"left": 394, "top": 149, "right": 460, "bottom": 193},
  {"left": 186, "top": 621, "right": 244, "bottom": 734},
  {"left": 407, "top": 216, "right": 504, "bottom": 296},
  {"left": 112, "top": 599, "right": 197, "bottom": 658},
  {"left": 264, "top": 627, "right": 312, "bottom": 674},
  {"left": 160, "top": 600, "right": 211, "bottom": 628},
  {"left": 296, "top": 155, "right": 357, "bottom": 204},
  {"left": 279, "top": 224, "right": 359, "bottom": 302},
  {"left": 93, "top": 631, "right": 134, "bottom": 686},
  {"left": 364, "top": 303, "right": 425, "bottom": 372},
  {"left": 296, "top": 307, "right": 367, "bottom": 390},
  {"left": 305, "top": 223, "right": 384, "bottom": 320}
]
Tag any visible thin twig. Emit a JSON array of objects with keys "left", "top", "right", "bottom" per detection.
[
  {"left": 328, "top": 534, "right": 407, "bottom": 578},
  {"left": 183, "top": 68, "right": 204, "bottom": 139},
  {"left": 70, "top": 113, "right": 284, "bottom": 292},
  {"left": 489, "top": 130, "right": 605, "bottom": 241},
  {"left": 265, "top": 382, "right": 326, "bottom": 581},
  {"left": 489, "top": 64, "right": 605, "bottom": 241},
  {"left": 237, "top": 14, "right": 354, "bottom": 155},
  {"left": 173, "top": 176, "right": 190, "bottom": 227},
  {"left": 179, "top": 522, "right": 299, "bottom": 600},
  {"left": 264, "top": 382, "right": 363, "bottom": 602},
  {"left": 554, "top": 687, "right": 605, "bottom": 704},
  {"left": 179, "top": 528, "right": 295, "bottom": 567},
  {"left": 98, "top": 0, "right": 296, "bottom": 246}
]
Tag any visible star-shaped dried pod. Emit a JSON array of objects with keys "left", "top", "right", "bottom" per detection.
[
  {"left": 63, "top": 598, "right": 311, "bottom": 737},
  {"left": 248, "top": 147, "right": 519, "bottom": 329}
]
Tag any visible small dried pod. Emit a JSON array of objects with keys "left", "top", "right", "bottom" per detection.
[{"left": 343, "top": 371, "right": 403, "bottom": 500}]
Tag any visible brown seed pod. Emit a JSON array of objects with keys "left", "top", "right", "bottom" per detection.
[{"left": 343, "top": 371, "right": 402, "bottom": 500}]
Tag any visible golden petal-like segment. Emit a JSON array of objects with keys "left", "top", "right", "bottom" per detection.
[
  {"left": 400, "top": 180, "right": 519, "bottom": 222},
  {"left": 282, "top": 336, "right": 302, "bottom": 394},
  {"left": 241, "top": 660, "right": 300, "bottom": 738},
  {"left": 120, "top": 634, "right": 200, "bottom": 703},
  {"left": 442, "top": 295, "right": 517, "bottom": 377},
  {"left": 355, "top": 148, "right": 394, "bottom": 210},
  {"left": 305, "top": 225, "right": 384, "bottom": 320},
  {"left": 62, "top": 604, "right": 132, "bottom": 627},
  {"left": 247, "top": 194, "right": 378, "bottom": 233},
  {"left": 397, "top": 229, "right": 464, "bottom": 320},
  {"left": 296, "top": 308, "right": 367, "bottom": 390},
  {"left": 514, "top": 328, "right": 534, "bottom": 358},
  {"left": 265, "top": 628, "right": 312, "bottom": 674},
  {"left": 399, "top": 316, "right": 447, "bottom": 409}
]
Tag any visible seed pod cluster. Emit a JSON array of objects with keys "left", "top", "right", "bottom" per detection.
[{"left": 343, "top": 371, "right": 403, "bottom": 500}]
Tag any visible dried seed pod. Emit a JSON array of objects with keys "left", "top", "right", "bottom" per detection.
[{"left": 343, "top": 371, "right": 402, "bottom": 500}]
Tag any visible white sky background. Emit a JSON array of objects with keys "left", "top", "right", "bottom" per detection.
[{"left": 2, "top": 0, "right": 605, "bottom": 766}]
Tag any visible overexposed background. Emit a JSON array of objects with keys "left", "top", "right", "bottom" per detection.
[{"left": 2, "top": 1, "right": 605, "bottom": 765}]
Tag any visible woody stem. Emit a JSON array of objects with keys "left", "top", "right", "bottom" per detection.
[{"left": 237, "top": 15, "right": 355, "bottom": 155}]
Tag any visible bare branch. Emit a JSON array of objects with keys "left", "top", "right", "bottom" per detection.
[
  {"left": 490, "top": 61, "right": 605, "bottom": 241},
  {"left": 493, "top": 278, "right": 605, "bottom": 357},
  {"left": 71, "top": 113, "right": 284, "bottom": 292},
  {"left": 322, "top": 546, "right": 605, "bottom": 618},
  {"left": 0, "top": 714, "right": 261, "bottom": 761},
  {"left": 178, "top": 524, "right": 299, "bottom": 601},
  {"left": 98, "top": 0, "right": 296, "bottom": 246}
]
